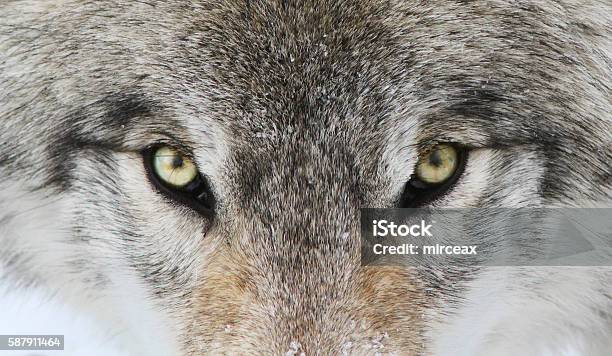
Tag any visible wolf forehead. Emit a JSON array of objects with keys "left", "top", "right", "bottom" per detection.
[
  {"left": 3, "top": 0, "right": 608, "bottom": 195},
  {"left": 44, "top": 0, "right": 566, "bottom": 144},
  {"left": 85, "top": 0, "right": 414, "bottom": 138}
]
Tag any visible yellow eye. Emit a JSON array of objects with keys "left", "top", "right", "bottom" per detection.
[
  {"left": 415, "top": 144, "right": 459, "bottom": 184},
  {"left": 152, "top": 146, "right": 198, "bottom": 188}
]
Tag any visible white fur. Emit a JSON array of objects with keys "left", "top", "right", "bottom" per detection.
[
  {"left": 0, "top": 283, "right": 131, "bottom": 356},
  {"left": 0, "top": 181, "right": 181, "bottom": 356}
]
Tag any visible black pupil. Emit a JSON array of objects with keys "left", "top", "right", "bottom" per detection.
[
  {"left": 428, "top": 150, "right": 443, "bottom": 167},
  {"left": 172, "top": 156, "right": 184, "bottom": 168}
]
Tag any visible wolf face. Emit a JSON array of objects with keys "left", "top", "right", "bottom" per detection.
[{"left": 0, "top": 1, "right": 610, "bottom": 355}]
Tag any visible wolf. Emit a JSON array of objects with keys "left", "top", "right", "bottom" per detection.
[{"left": 0, "top": 0, "right": 610, "bottom": 355}]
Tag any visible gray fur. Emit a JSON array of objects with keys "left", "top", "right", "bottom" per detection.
[{"left": 0, "top": 1, "right": 610, "bottom": 355}]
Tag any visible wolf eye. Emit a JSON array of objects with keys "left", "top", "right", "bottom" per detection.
[
  {"left": 400, "top": 144, "right": 467, "bottom": 207},
  {"left": 152, "top": 146, "right": 198, "bottom": 188},
  {"left": 415, "top": 144, "right": 458, "bottom": 184},
  {"left": 143, "top": 145, "right": 215, "bottom": 215}
]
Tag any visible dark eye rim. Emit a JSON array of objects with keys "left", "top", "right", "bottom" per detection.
[
  {"left": 399, "top": 144, "right": 468, "bottom": 208},
  {"left": 142, "top": 145, "right": 216, "bottom": 217}
]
